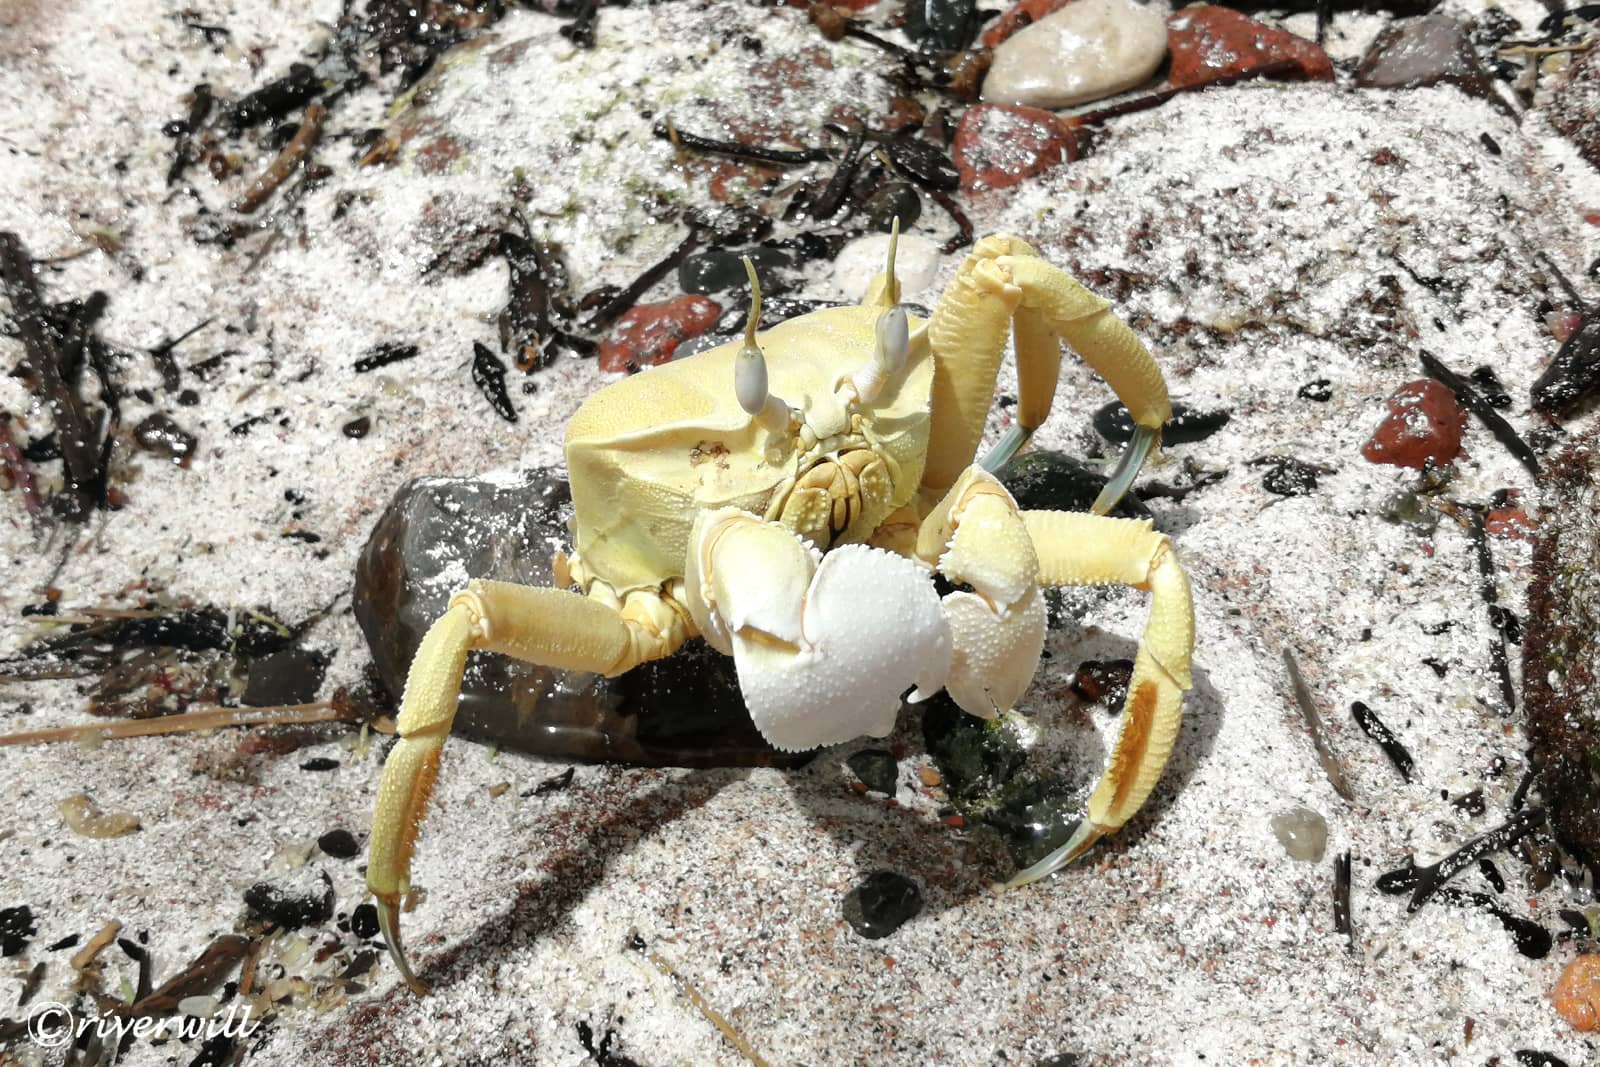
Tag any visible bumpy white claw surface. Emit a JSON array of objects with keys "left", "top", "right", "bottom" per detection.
[
  {"left": 733, "top": 543, "right": 952, "bottom": 752},
  {"left": 941, "top": 584, "right": 1046, "bottom": 717}
]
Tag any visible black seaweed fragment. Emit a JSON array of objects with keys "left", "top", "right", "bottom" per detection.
[
  {"left": 1350, "top": 700, "right": 1414, "bottom": 782},
  {"left": 1420, "top": 350, "right": 1539, "bottom": 476},
  {"left": 471, "top": 342, "right": 517, "bottom": 423}
]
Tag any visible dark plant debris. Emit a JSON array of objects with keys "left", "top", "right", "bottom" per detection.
[
  {"left": 471, "top": 341, "right": 517, "bottom": 423},
  {"left": 1420, "top": 349, "right": 1539, "bottom": 477},
  {"left": 1282, "top": 648, "right": 1355, "bottom": 802},
  {"left": 1376, "top": 807, "right": 1547, "bottom": 912},
  {"left": 1349, "top": 700, "right": 1414, "bottom": 782},
  {"left": 1332, "top": 850, "right": 1354, "bottom": 951}
]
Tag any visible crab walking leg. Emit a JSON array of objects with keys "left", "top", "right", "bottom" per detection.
[
  {"left": 1002, "top": 511, "right": 1193, "bottom": 888},
  {"left": 369, "top": 579, "right": 688, "bottom": 994},
  {"left": 982, "top": 256, "right": 1174, "bottom": 514}
]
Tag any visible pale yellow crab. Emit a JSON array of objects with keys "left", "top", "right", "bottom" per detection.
[{"left": 368, "top": 230, "right": 1195, "bottom": 993}]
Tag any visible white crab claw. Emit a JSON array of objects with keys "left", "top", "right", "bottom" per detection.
[
  {"left": 941, "top": 585, "right": 1046, "bottom": 718},
  {"left": 733, "top": 543, "right": 952, "bottom": 750}
]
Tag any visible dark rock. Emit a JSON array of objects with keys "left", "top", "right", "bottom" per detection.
[
  {"left": 342, "top": 415, "right": 372, "bottom": 438},
  {"left": 1071, "top": 658, "right": 1132, "bottom": 706},
  {"left": 244, "top": 868, "right": 334, "bottom": 929},
  {"left": 353, "top": 469, "right": 811, "bottom": 768},
  {"left": 860, "top": 182, "right": 922, "bottom": 232},
  {"left": 242, "top": 648, "right": 329, "bottom": 707},
  {"left": 842, "top": 870, "right": 924, "bottom": 939},
  {"left": 1377, "top": 489, "right": 1439, "bottom": 532},
  {"left": 1093, "top": 400, "right": 1230, "bottom": 446},
  {"left": 1530, "top": 314, "right": 1600, "bottom": 417},
  {"left": 678, "top": 247, "right": 790, "bottom": 296},
  {"left": 317, "top": 829, "right": 360, "bottom": 858},
  {"left": 0, "top": 905, "right": 36, "bottom": 956},
  {"left": 300, "top": 757, "right": 340, "bottom": 771},
  {"left": 1297, "top": 379, "right": 1332, "bottom": 402},
  {"left": 350, "top": 902, "right": 381, "bottom": 939},
  {"left": 1355, "top": 15, "right": 1494, "bottom": 100},
  {"left": 1262, "top": 459, "right": 1324, "bottom": 496},
  {"left": 904, "top": 0, "right": 979, "bottom": 52},
  {"left": 133, "top": 413, "right": 198, "bottom": 467},
  {"left": 846, "top": 748, "right": 898, "bottom": 795},
  {"left": 921, "top": 693, "right": 1026, "bottom": 807},
  {"left": 1524, "top": 427, "right": 1600, "bottom": 872},
  {"left": 997, "top": 450, "right": 1151, "bottom": 519}
]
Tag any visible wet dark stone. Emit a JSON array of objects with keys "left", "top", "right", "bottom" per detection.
[
  {"left": 300, "top": 757, "right": 340, "bottom": 771},
  {"left": 1355, "top": 15, "right": 1494, "bottom": 100},
  {"left": 997, "top": 450, "right": 1151, "bottom": 519},
  {"left": 1092, "top": 400, "right": 1230, "bottom": 446},
  {"left": 1035, "top": 1057, "right": 1084, "bottom": 1067},
  {"left": 1378, "top": 489, "right": 1439, "bottom": 532},
  {"left": 1297, "top": 379, "right": 1332, "bottom": 402},
  {"left": 846, "top": 748, "right": 898, "bottom": 795},
  {"left": 242, "top": 647, "right": 329, "bottom": 707},
  {"left": 982, "top": 777, "right": 1083, "bottom": 869},
  {"left": 0, "top": 905, "right": 36, "bottom": 956},
  {"left": 133, "top": 413, "right": 198, "bottom": 466},
  {"left": 317, "top": 829, "right": 360, "bottom": 858},
  {"left": 1071, "top": 659, "right": 1132, "bottom": 706},
  {"left": 842, "top": 870, "right": 924, "bottom": 939},
  {"left": 685, "top": 204, "right": 772, "bottom": 246},
  {"left": 244, "top": 868, "right": 334, "bottom": 929},
  {"left": 678, "top": 247, "right": 790, "bottom": 296},
  {"left": 1530, "top": 315, "right": 1600, "bottom": 416},
  {"left": 353, "top": 469, "right": 810, "bottom": 768},
  {"left": 921, "top": 693, "right": 1026, "bottom": 807},
  {"left": 342, "top": 415, "right": 372, "bottom": 439},
  {"left": 904, "top": 0, "right": 979, "bottom": 51},
  {"left": 1262, "top": 459, "right": 1323, "bottom": 496},
  {"left": 350, "top": 902, "right": 381, "bottom": 939},
  {"left": 861, "top": 181, "right": 922, "bottom": 233}
]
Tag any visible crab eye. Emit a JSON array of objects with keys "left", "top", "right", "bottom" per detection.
[
  {"left": 874, "top": 305, "right": 908, "bottom": 376},
  {"left": 736, "top": 342, "right": 769, "bottom": 416}
]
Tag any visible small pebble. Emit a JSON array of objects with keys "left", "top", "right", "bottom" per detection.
[
  {"left": 860, "top": 182, "right": 922, "bottom": 232},
  {"left": 597, "top": 294, "right": 721, "bottom": 373},
  {"left": 0, "top": 905, "right": 36, "bottom": 956},
  {"left": 1270, "top": 806, "right": 1328, "bottom": 862},
  {"left": 350, "top": 902, "right": 381, "bottom": 940},
  {"left": 678, "top": 247, "right": 789, "bottom": 296},
  {"left": 842, "top": 871, "right": 924, "bottom": 939},
  {"left": 1377, "top": 489, "right": 1439, "bottom": 532},
  {"left": 1094, "top": 400, "right": 1230, "bottom": 445},
  {"left": 833, "top": 233, "right": 941, "bottom": 303},
  {"left": 1356, "top": 14, "right": 1494, "bottom": 100},
  {"left": 1552, "top": 955, "right": 1600, "bottom": 1031},
  {"left": 1361, "top": 379, "right": 1466, "bottom": 470},
  {"left": 952, "top": 103, "right": 1074, "bottom": 194},
  {"left": 1166, "top": 5, "right": 1333, "bottom": 87},
  {"left": 342, "top": 415, "right": 371, "bottom": 439},
  {"left": 317, "top": 829, "right": 360, "bottom": 858},
  {"left": 300, "top": 757, "right": 340, "bottom": 772},
  {"left": 243, "top": 648, "right": 329, "bottom": 707},
  {"left": 1262, "top": 458, "right": 1323, "bottom": 496},
  {"left": 1297, "top": 379, "right": 1332, "bottom": 402},
  {"left": 983, "top": 0, "right": 1169, "bottom": 109},
  {"left": 917, "top": 766, "right": 942, "bottom": 788},
  {"left": 846, "top": 749, "right": 898, "bottom": 795},
  {"left": 133, "top": 413, "right": 198, "bottom": 467},
  {"left": 244, "top": 868, "right": 334, "bottom": 929}
]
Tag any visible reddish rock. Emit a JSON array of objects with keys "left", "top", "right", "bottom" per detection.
[
  {"left": 1485, "top": 506, "right": 1536, "bottom": 540},
  {"left": 598, "top": 295, "right": 721, "bottom": 373},
  {"left": 1361, "top": 379, "right": 1467, "bottom": 469},
  {"left": 981, "top": 0, "right": 1073, "bottom": 49},
  {"left": 952, "top": 102, "right": 1074, "bottom": 194},
  {"left": 1167, "top": 5, "right": 1334, "bottom": 87}
]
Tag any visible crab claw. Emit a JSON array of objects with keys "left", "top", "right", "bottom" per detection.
[
  {"left": 918, "top": 468, "right": 1045, "bottom": 717},
  {"left": 687, "top": 509, "right": 951, "bottom": 751}
]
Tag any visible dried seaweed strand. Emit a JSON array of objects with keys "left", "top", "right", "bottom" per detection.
[
  {"left": 626, "top": 929, "right": 772, "bottom": 1067},
  {"left": 1282, "top": 648, "right": 1355, "bottom": 802},
  {"left": 1466, "top": 508, "right": 1519, "bottom": 713},
  {"left": 581, "top": 232, "right": 700, "bottom": 334},
  {"left": 71, "top": 921, "right": 123, "bottom": 971},
  {"left": 653, "top": 120, "right": 832, "bottom": 166},
  {"left": 1406, "top": 807, "right": 1547, "bottom": 912},
  {"left": 124, "top": 935, "right": 250, "bottom": 1018},
  {"left": 232, "top": 102, "right": 327, "bottom": 214},
  {"left": 1419, "top": 350, "right": 1540, "bottom": 477},
  {"left": 1333, "top": 850, "right": 1354, "bottom": 951},
  {"left": 1349, "top": 700, "right": 1414, "bottom": 782},
  {"left": 0, "top": 701, "right": 355, "bottom": 748},
  {"left": 929, "top": 189, "right": 974, "bottom": 254}
]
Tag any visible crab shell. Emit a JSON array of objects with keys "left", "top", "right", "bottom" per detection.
[{"left": 564, "top": 304, "right": 935, "bottom": 598}]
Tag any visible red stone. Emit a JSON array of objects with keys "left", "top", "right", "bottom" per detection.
[
  {"left": 1485, "top": 506, "right": 1536, "bottom": 539},
  {"left": 1167, "top": 5, "right": 1334, "bottom": 88},
  {"left": 598, "top": 295, "right": 721, "bottom": 373},
  {"left": 952, "top": 102, "right": 1075, "bottom": 194},
  {"left": 981, "top": 0, "right": 1074, "bottom": 49},
  {"left": 1361, "top": 379, "right": 1467, "bottom": 470}
]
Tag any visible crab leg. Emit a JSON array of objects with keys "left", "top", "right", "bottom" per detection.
[
  {"left": 1002, "top": 511, "right": 1193, "bottom": 887},
  {"left": 918, "top": 236, "right": 1172, "bottom": 513},
  {"left": 369, "top": 579, "right": 688, "bottom": 993}
]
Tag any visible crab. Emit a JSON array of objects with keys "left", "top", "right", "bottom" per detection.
[{"left": 367, "top": 230, "right": 1195, "bottom": 994}]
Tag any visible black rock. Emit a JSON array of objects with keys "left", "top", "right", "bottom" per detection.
[
  {"left": 846, "top": 748, "right": 898, "bottom": 795},
  {"left": 1530, "top": 315, "right": 1600, "bottom": 416},
  {"left": 997, "top": 450, "right": 1151, "bottom": 519},
  {"left": 842, "top": 871, "right": 924, "bottom": 939},
  {"left": 300, "top": 757, "right": 340, "bottom": 772},
  {"left": 1355, "top": 15, "right": 1494, "bottom": 100},
  {"left": 861, "top": 182, "right": 922, "bottom": 233},
  {"left": 353, "top": 470, "right": 811, "bottom": 768},
  {"left": 678, "top": 247, "right": 790, "bottom": 296},
  {"left": 244, "top": 869, "right": 334, "bottom": 929},
  {"left": 1093, "top": 400, "right": 1230, "bottom": 446},
  {"left": 133, "top": 413, "right": 197, "bottom": 466},
  {"left": 318, "top": 829, "right": 361, "bottom": 858},
  {"left": 1297, "top": 379, "right": 1333, "bottom": 402},
  {"left": 904, "top": 0, "right": 979, "bottom": 50},
  {"left": 1262, "top": 459, "right": 1324, "bottom": 496},
  {"left": 242, "top": 647, "right": 329, "bottom": 707},
  {"left": 0, "top": 905, "right": 36, "bottom": 956},
  {"left": 921, "top": 694, "right": 1026, "bottom": 807},
  {"left": 350, "top": 902, "right": 381, "bottom": 939}
]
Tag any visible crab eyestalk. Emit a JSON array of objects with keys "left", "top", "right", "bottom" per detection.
[
  {"left": 849, "top": 218, "right": 908, "bottom": 403},
  {"left": 736, "top": 257, "right": 793, "bottom": 433}
]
